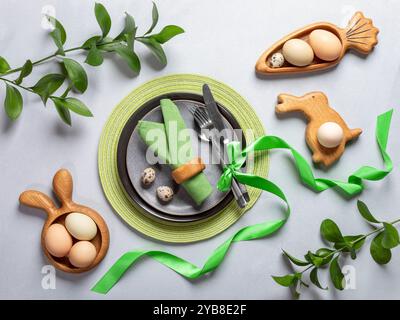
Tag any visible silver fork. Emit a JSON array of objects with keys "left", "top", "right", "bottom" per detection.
[{"left": 188, "top": 105, "right": 249, "bottom": 208}]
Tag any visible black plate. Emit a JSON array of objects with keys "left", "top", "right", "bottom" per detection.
[{"left": 117, "top": 93, "right": 245, "bottom": 223}]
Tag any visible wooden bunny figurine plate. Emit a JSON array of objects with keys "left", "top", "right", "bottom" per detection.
[
  {"left": 276, "top": 92, "right": 362, "bottom": 167},
  {"left": 19, "top": 169, "right": 109, "bottom": 273}
]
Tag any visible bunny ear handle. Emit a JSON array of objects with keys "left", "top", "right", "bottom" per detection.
[{"left": 19, "top": 190, "right": 57, "bottom": 218}]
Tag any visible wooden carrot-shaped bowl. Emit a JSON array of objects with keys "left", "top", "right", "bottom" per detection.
[
  {"left": 255, "top": 12, "right": 379, "bottom": 75},
  {"left": 19, "top": 169, "right": 109, "bottom": 273}
]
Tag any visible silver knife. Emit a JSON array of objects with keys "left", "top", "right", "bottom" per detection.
[{"left": 202, "top": 84, "right": 250, "bottom": 207}]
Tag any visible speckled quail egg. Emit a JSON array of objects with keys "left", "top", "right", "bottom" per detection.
[
  {"left": 156, "top": 186, "right": 174, "bottom": 202},
  {"left": 269, "top": 52, "right": 285, "bottom": 68},
  {"left": 141, "top": 167, "right": 156, "bottom": 186}
]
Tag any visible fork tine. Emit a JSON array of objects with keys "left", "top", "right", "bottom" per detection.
[{"left": 187, "top": 104, "right": 197, "bottom": 114}]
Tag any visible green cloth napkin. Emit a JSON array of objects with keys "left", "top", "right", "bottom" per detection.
[{"left": 138, "top": 99, "right": 213, "bottom": 205}]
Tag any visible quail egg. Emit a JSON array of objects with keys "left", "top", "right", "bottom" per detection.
[
  {"left": 269, "top": 52, "right": 285, "bottom": 68},
  {"left": 156, "top": 186, "right": 174, "bottom": 202},
  {"left": 141, "top": 167, "right": 156, "bottom": 186}
]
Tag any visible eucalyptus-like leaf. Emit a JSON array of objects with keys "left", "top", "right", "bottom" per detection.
[
  {"left": 151, "top": 25, "right": 184, "bottom": 44},
  {"left": 0, "top": 56, "right": 11, "bottom": 74},
  {"left": 85, "top": 44, "right": 104, "bottom": 66},
  {"left": 320, "top": 219, "right": 344, "bottom": 243},
  {"left": 51, "top": 97, "right": 93, "bottom": 117},
  {"left": 144, "top": 2, "right": 159, "bottom": 35},
  {"left": 310, "top": 267, "right": 327, "bottom": 290},
  {"left": 304, "top": 251, "right": 324, "bottom": 267},
  {"left": 82, "top": 36, "right": 103, "bottom": 49},
  {"left": 63, "top": 58, "right": 88, "bottom": 93},
  {"left": 314, "top": 248, "right": 334, "bottom": 265},
  {"left": 315, "top": 248, "right": 334, "bottom": 257},
  {"left": 15, "top": 60, "right": 33, "bottom": 85},
  {"left": 95, "top": 2, "right": 111, "bottom": 37},
  {"left": 50, "top": 28, "right": 65, "bottom": 55},
  {"left": 334, "top": 235, "right": 365, "bottom": 253},
  {"left": 357, "top": 200, "right": 380, "bottom": 223},
  {"left": 4, "top": 84, "right": 23, "bottom": 120},
  {"left": 114, "top": 45, "right": 141, "bottom": 73},
  {"left": 381, "top": 223, "right": 399, "bottom": 249},
  {"left": 115, "top": 12, "right": 136, "bottom": 41},
  {"left": 282, "top": 250, "right": 310, "bottom": 267},
  {"left": 329, "top": 256, "right": 344, "bottom": 290},
  {"left": 138, "top": 37, "right": 167, "bottom": 66},
  {"left": 51, "top": 97, "right": 71, "bottom": 125},
  {"left": 31, "top": 73, "right": 65, "bottom": 103},
  {"left": 370, "top": 232, "right": 392, "bottom": 264},
  {"left": 47, "top": 16, "right": 67, "bottom": 45},
  {"left": 271, "top": 274, "right": 298, "bottom": 287}
]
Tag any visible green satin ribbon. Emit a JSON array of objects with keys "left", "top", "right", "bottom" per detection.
[{"left": 92, "top": 109, "right": 393, "bottom": 294}]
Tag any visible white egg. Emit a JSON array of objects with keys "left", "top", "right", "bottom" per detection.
[
  {"left": 65, "top": 212, "right": 97, "bottom": 241},
  {"left": 282, "top": 39, "right": 314, "bottom": 67},
  {"left": 317, "top": 122, "right": 344, "bottom": 148}
]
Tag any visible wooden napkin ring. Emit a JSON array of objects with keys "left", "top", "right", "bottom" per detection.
[{"left": 172, "top": 157, "right": 206, "bottom": 184}]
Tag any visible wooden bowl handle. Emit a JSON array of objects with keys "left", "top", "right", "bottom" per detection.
[
  {"left": 19, "top": 190, "right": 57, "bottom": 217},
  {"left": 53, "top": 169, "right": 74, "bottom": 206}
]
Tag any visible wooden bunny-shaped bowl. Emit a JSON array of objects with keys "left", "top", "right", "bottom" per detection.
[{"left": 19, "top": 169, "right": 109, "bottom": 273}]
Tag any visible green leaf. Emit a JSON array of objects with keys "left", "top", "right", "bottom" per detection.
[
  {"left": 304, "top": 251, "right": 324, "bottom": 267},
  {"left": 51, "top": 97, "right": 93, "bottom": 117},
  {"left": 370, "top": 232, "right": 392, "bottom": 264},
  {"left": 320, "top": 219, "right": 344, "bottom": 243},
  {"left": 310, "top": 268, "right": 327, "bottom": 290},
  {"left": 137, "top": 37, "right": 167, "bottom": 66},
  {"left": 15, "top": 60, "right": 32, "bottom": 85},
  {"left": 357, "top": 200, "right": 380, "bottom": 223},
  {"left": 329, "top": 256, "right": 344, "bottom": 290},
  {"left": 151, "top": 25, "right": 184, "bottom": 44},
  {"left": 381, "top": 223, "right": 399, "bottom": 249},
  {"left": 50, "top": 28, "right": 65, "bottom": 55},
  {"left": 144, "top": 2, "right": 159, "bottom": 35},
  {"left": 51, "top": 97, "right": 71, "bottom": 126},
  {"left": 315, "top": 248, "right": 334, "bottom": 257},
  {"left": 114, "top": 45, "right": 141, "bottom": 73},
  {"left": 315, "top": 248, "right": 334, "bottom": 265},
  {"left": 282, "top": 250, "right": 310, "bottom": 266},
  {"left": 0, "top": 56, "right": 11, "bottom": 74},
  {"left": 85, "top": 44, "right": 104, "bottom": 66},
  {"left": 47, "top": 16, "right": 67, "bottom": 45},
  {"left": 31, "top": 73, "right": 65, "bottom": 103},
  {"left": 82, "top": 36, "right": 103, "bottom": 49},
  {"left": 272, "top": 274, "right": 298, "bottom": 287},
  {"left": 334, "top": 235, "right": 365, "bottom": 253},
  {"left": 4, "top": 84, "right": 23, "bottom": 120},
  {"left": 115, "top": 12, "right": 136, "bottom": 41},
  {"left": 63, "top": 58, "right": 88, "bottom": 93},
  {"left": 95, "top": 2, "right": 111, "bottom": 37}
]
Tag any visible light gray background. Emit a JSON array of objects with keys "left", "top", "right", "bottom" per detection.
[{"left": 0, "top": 0, "right": 399, "bottom": 300}]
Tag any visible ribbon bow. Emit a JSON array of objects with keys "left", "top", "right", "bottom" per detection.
[{"left": 92, "top": 110, "right": 393, "bottom": 294}]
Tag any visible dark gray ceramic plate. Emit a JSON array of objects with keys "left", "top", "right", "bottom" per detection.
[{"left": 117, "top": 93, "right": 245, "bottom": 223}]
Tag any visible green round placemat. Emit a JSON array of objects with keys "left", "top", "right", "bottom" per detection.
[{"left": 98, "top": 74, "right": 269, "bottom": 243}]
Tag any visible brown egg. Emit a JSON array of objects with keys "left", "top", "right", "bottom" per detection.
[
  {"left": 309, "top": 29, "right": 342, "bottom": 61},
  {"left": 68, "top": 241, "right": 97, "bottom": 268},
  {"left": 45, "top": 224, "right": 73, "bottom": 258}
]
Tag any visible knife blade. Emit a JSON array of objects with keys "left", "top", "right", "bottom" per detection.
[{"left": 202, "top": 84, "right": 250, "bottom": 205}]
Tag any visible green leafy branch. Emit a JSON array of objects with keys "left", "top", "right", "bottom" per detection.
[
  {"left": 272, "top": 200, "right": 400, "bottom": 298},
  {"left": 0, "top": 2, "right": 184, "bottom": 125}
]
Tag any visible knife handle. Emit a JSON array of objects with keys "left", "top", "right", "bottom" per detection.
[
  {"left": 209, "top": 136, "right": 248, "bottom": 208},
  {"left": 231, "top": 178, "right": 248, "bottom": 208}
]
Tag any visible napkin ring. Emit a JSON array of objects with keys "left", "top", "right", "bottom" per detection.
[{"left": 171, "top": 157, "right": 206, "bottom": 184}]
